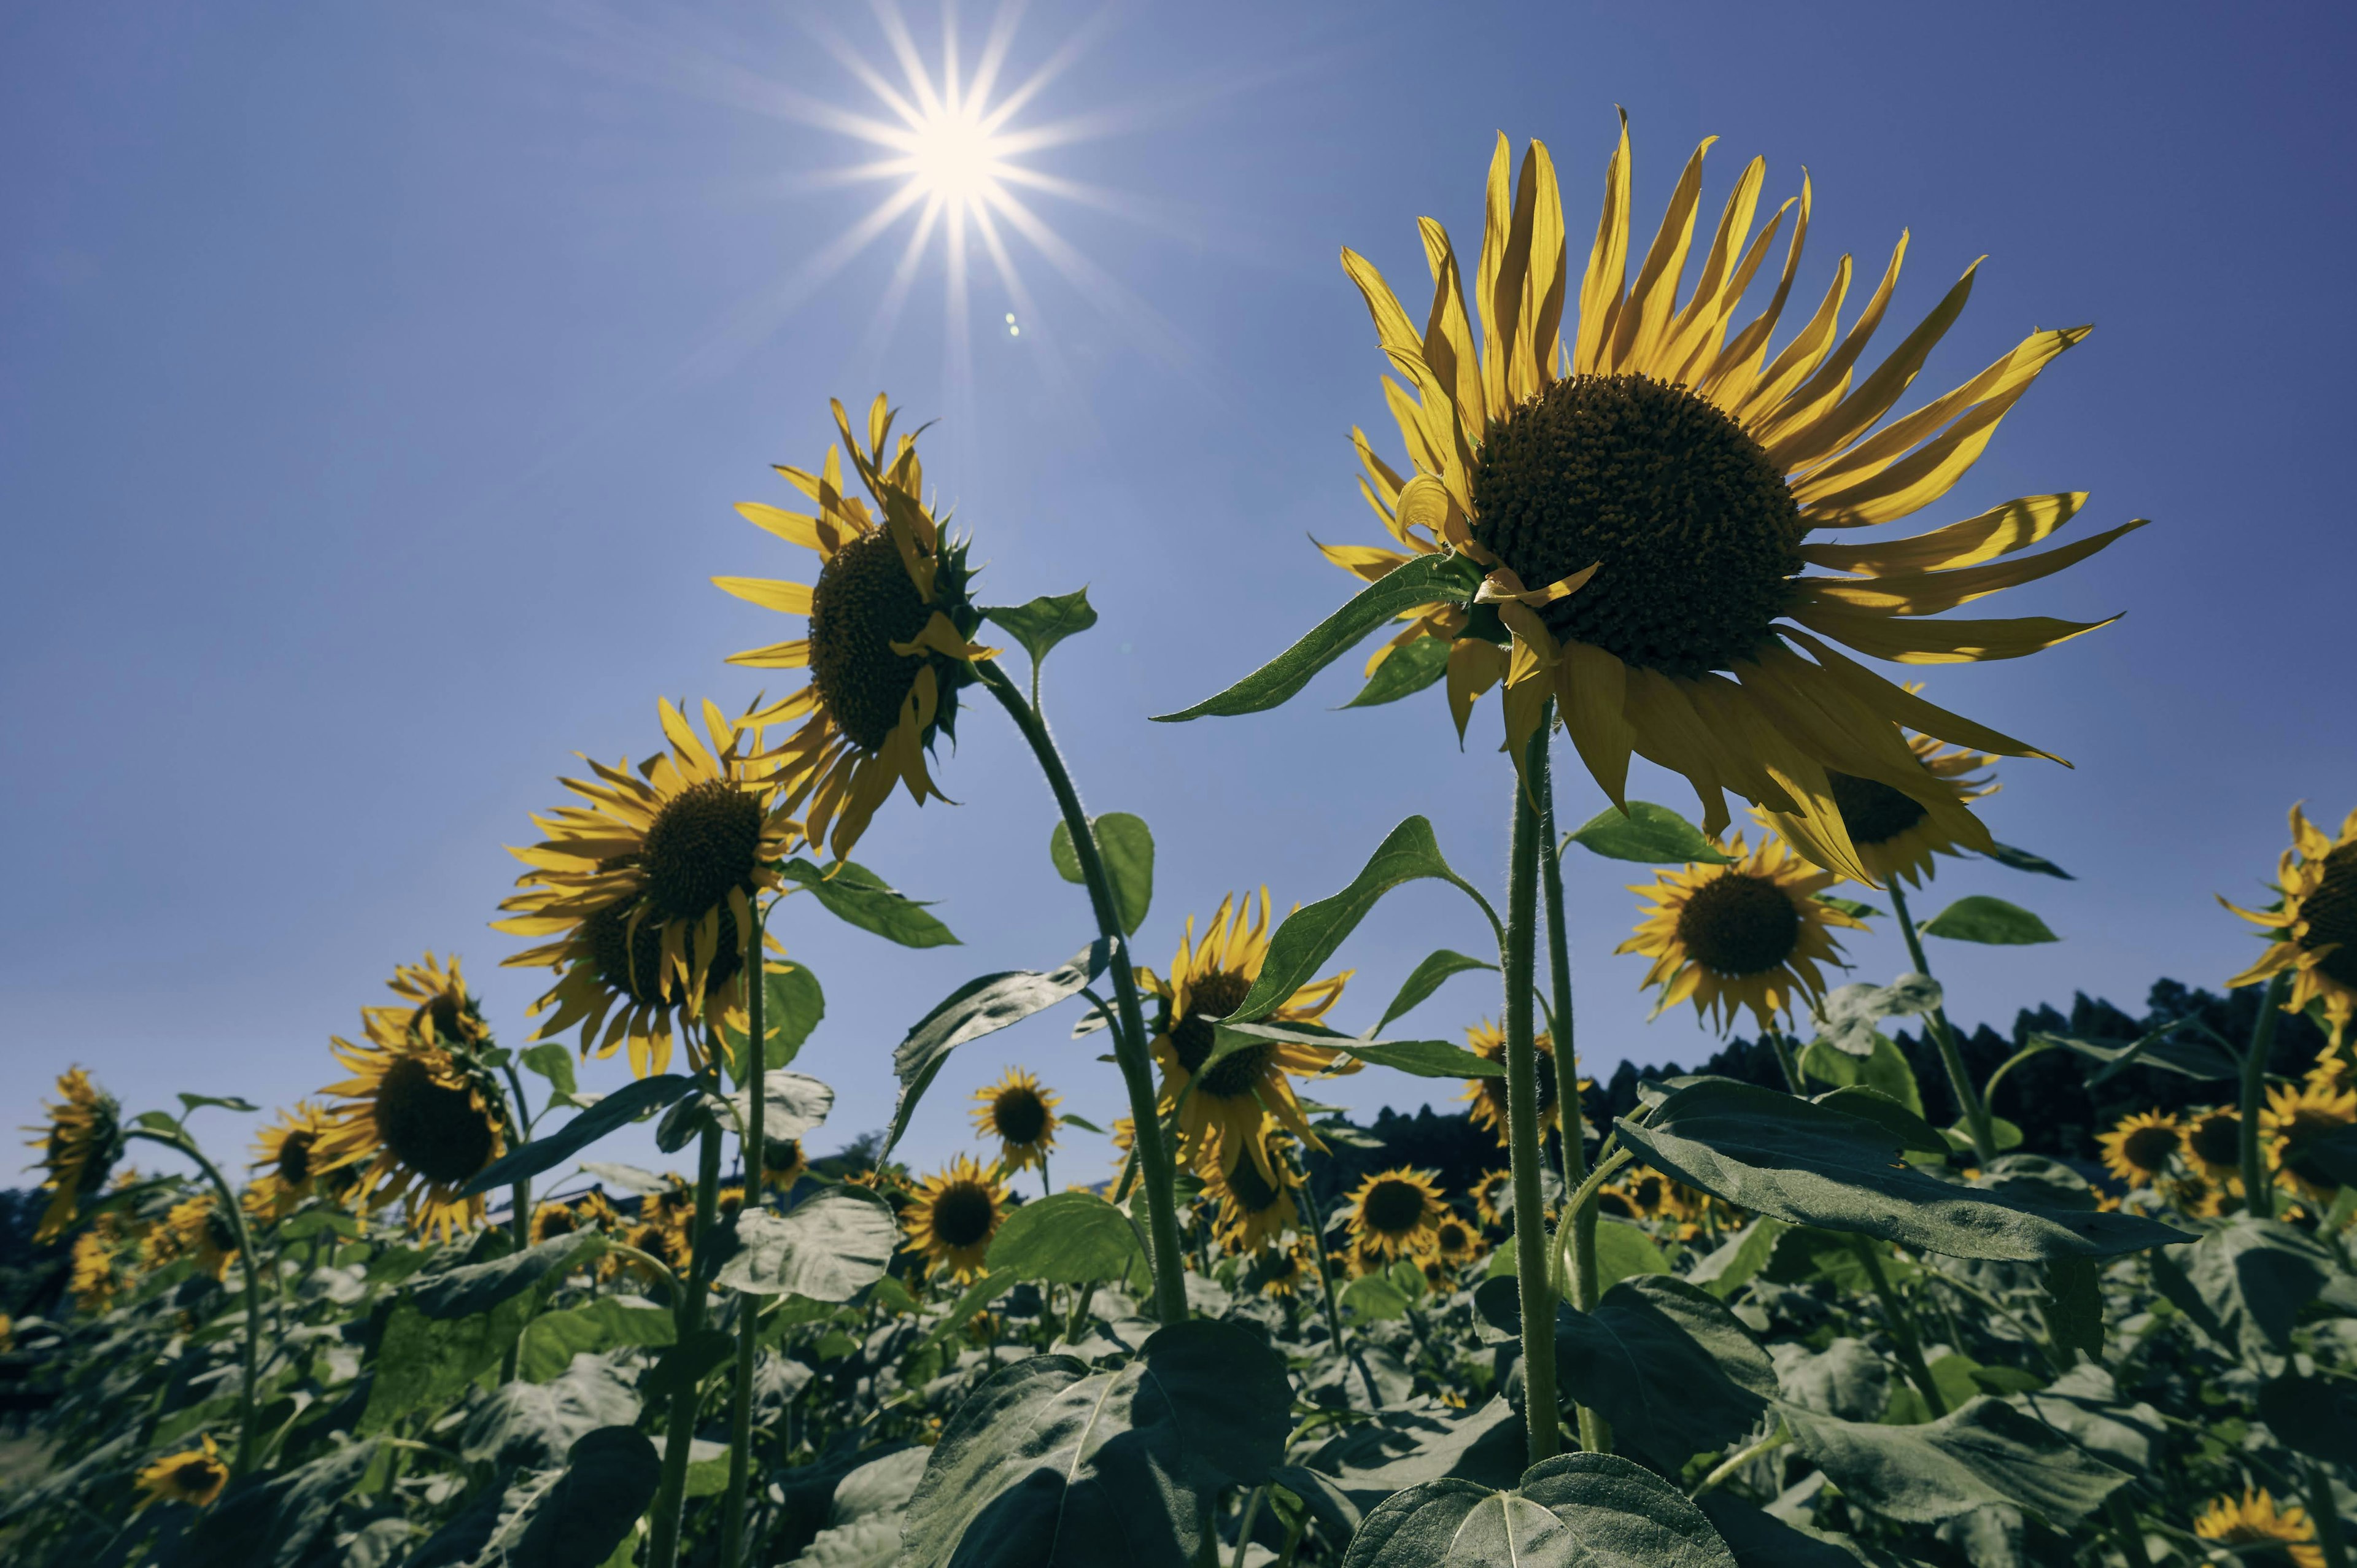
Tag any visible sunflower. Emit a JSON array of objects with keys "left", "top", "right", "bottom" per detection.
[
  {"left": 134, "top": 1435, "right": 230, "bottom": 1511},
  {"left": 1302, "top": 122, "right": 2135, "bottom": 884},
  {"left": 972, "top": 1068, "right": 1060, "bottom": 1173},
  {"left": 1759, "top": 697, "right": 1995, "bottom": 887},
  {"left": 1470, "top": 1168, "right": 1512, "bottom": 1230},
  {"left": 1147, "top": 889, "right": 1353, "bottom": 1184},
  {"left": 380, "top": 951, "right": 493, "bottom": 1052},
  {"left": 25, "top": 1067, "right": 123, "bottom": 1242},
  {"left": 1427, "top": 1211, "right": 1480, "bottom": 1267},
  {"left": 313, "top": 1010, "right": 508, "bottom": 1243},
  {"left": 715, "top": 394, "right": 997, "bottom": 862},
  {"left": 903, "top": 1155, "right": 1009, "bottom": 1281},
  {"left": 1344, "top": 1167, "right": 1446, "bottom": 1264},
  {"left": 69, "top": 1228, "right": 123, "bottom": 1314},
  {"left": 1620, "top": 833, "right": 1862, "bottom": 1032},
  {"left": 619, "top": 1219, "right": 687, "bottom": 1286},
  {"left": 162, "top": 1194, "right": 241, "bottom": 1280},
  {"left": 2096, "top": 1110, "right": 2183, "bottom": 1188},
  {"left": 497, "top": 699, "right": 800, "bottom": 1079},
  {"left": 1600, "top": 1168, "right": 1681, "bottom": 1224},
  {"left": 2224, "top": 804, "right": 2357, "bottom": 1046},
  {"left": 2186, "top": 1107, "right": 2244, "bottom": 1183},
  {"left": 248, "top": 1102, "right": 340, "bottom": 1219},
  {"left": 528, "top": 1201, "right": 582, "bottom": 1246},
  {"left": 715, "top": 1184, "right": 749, "bottom": 1226},
  {"left": 1206, "top": 1147, "right": 1301, "bottom": 1253},
  {"left": 1458, "top": 1019, "right": 1560, "bottom": 1147},
  {"left": 1253, "top": 1239, "right": 1311, "bottom": 1298},
  {"left": 2162, "top": 1175, "right": 2230, "bottom": 1220},
  {"left": 2194, "top": 1489, "right": 2324, "bottom": 1568},
  {"left": 2262, "top": 1077, "right": 2357, "bottom": 1202},
  {"left": 764, "top": 1136, "right": 810, "bottom": 1193}
]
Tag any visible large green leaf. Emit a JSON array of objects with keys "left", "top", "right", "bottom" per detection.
[
  {"left": 986, "top": 1190, "right": 1144, "bottom": 1284},
  {"left": 1808, "top": 976, "right": 1941, "bottom": 1059},
  {"left": 713, "top": 1188, "right": 898, "bottom": 1301},
  {"left": 1343, "top": 632, "right": 1452, "bottom": 708},
  {"left": 1228, "top": 816, "right": 1495, "bottom": 1022},
  {"left": 783, "top": 1448, "right": 932, "bottom": 1568},
  {"left": 412, "top": 1426, "right": 662, "bottom": 1568},
  {"left": 1048, "top": 812, "right": 1154, "bottom": 935},
  {"left": 410, "top": 1234, "right": 604, "bottom": 1319},
  {"left": 1778, "top": 1396, "right": 2129, "bottom": 1528},
  {"left": 779, "top": 858, "right": 961, "bottom": 948},
  {"left": 1278, "top": 1397, "right": 1522, "bottom": 1534},
  {"left": 171, "top": 1440, "right": 380, "bottom": 1568},
  {"left": 1339, "top": 1453, "right": 1738, "bottom": 1568},
  {"left": 462, "top": 1076, "right": 699, "bottom": 1197},
  {"left": 461, "top": 1353, "right": 640, "bottom": 1469},
  {"left": 1152, "top": 551, "right": 1485, "bottom": 722},
  {"left": 363, "top": 1297, "right": 538, "bottom": 1432},
  {"left": 1612, "top": 1080, "right": 2189, "bottom": 1262},
  {"left": 2039, "top": 1025, "right": 2239, "bottom": 1083},
  {"left": 1563, "top": 801, "right": 1733, "bottom": 866},
  {"left": 1341, "top": 1271, "right": 1414, "bottom": 1323},
  {"left": 1695, "top": 1496, "right": 1909, "bottom": 1568},
  {"left": 1374, "top": 949, "right": 1498, "bottom": 1033},
  {"left": 2258, "top": 1373, "right": 2357, "bottom": 1467},
  {"left": 899, "top": 1319, "right": 1293, "bottom": 1568},
  {"left": 1919, "top": 895, "right": 2058, "bottom": 945},
  {"left": 884, "top": 939, "right": 1114, "bottom": 1159},
  {"left": 2147, "top": 1217, "right": 2336, "bottom": 1370},
  {"left": 983, "top": 588, "right": 1098, "bottom": 670},
  {"left": 1773, "top": 1338, "right": 1892, "bottom": 1423},
  {"left": 1592, "top": 1218, "right": 1671, "bottom": 1291},
  {"left": 2013, "top": 1364, "right": 2162, "bottom": 1473},
  {"left": 517, "top": 1298, "right": 676, "bottom": 1384},
  {"left": 1798, "top": 1037, "right": 1925, "bottom": 1121},
  {"left": 1809, "top": 1087, "right": 1945, "bottom": 1159},
  {"left": 1206, "top": 1018, "right": 1502, "bottom": 1080},
  {"left": 1549, "top": 1277, "right": 1776, "bottom": 1475}
]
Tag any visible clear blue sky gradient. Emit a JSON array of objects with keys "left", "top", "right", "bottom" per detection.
[{"left": 6, "top": 2, "right": 2352, "bottom": 1191}]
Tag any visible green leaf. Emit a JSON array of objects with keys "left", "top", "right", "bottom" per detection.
[
  {"left": 462, "top": 1075, "right": 699, "bottom": 1197},
  {"left": 1337, "top": 1038, "right": 1506, "bottom": 1079},
  {"left": 363, "top": 1299, "right": 536, "bottom": 1432},
  {"left": 1813, "top": 894, "right": 1883, "bottom": 920},
  {"left": 640, "top": 1327, "right": 737, "bottom": 1404},
  {"left": 2147, "top": 1216, "right": 2336, "bottom": 1370},
  {"left": 417, "top": 1426, "right": 662, "bottom": 1568},
  {"left": 713, "top": 1188, "right": 898, "bottom": 1300},
  {"left": 2258, "top": 1373, "right": 2357, "bottom": 1467},
  {"left": 411, "top": 1232, "right": 605, "bottom": 1319},
  {"left": 1809, "top": 975, "right": 1942, "bottom": 1059},
  {"left": 780, "top": 858, "right": 961, "bottom": 948},
  {"left": 1340, "top": 1453, "right": 1738, "bottom": 1568},
  {"left": 1374, "top": 949, "right": 1497, "bottom": 1033},
  {"left": 1612, "top": 1079, "right": 2191, "bottom": 1261},
  {"left": 900, "top": 1319, "right": 1293, "bottom": 1568},
  {"left": 177, "top": 1092, "right": 260, "bottom": 1114},
  {"left": 1229, "top": 816, "right": 1494, "bottom": 1022},
  {"left": 1341, "top": 1272, "right": 1414, "bottom": 1323},
  {"left": 1151, "top": 551, "right": 1484, "bottom": 722},
  {"left": 884, "top": 939, "right": 1113, "bottom": 1161},
  {"left": 1687, "top": 1218, "right": 1790, "bottom": 1300},
  {"left": 276, "top": 1208, "right": 361, "bottom": 1243},
  {"left": 985, "top": 1190, "right": 1143, "bottom": 1284},
  {"left": 983, "top": 588, "right": 1098, "bottom": 670},
  {"left": 1058, "top": 1113, "right": 1107, "bottom": 1135},
  {"left": 518, "top": 1298, "right": 677, "bottom": 1384},
  {"left": 1811, "top": 1087, "right": 1946, "bottom": 1159},
  {"left": 519, "top": 1043, "right": 578, "bottom": 1102},
  {"left": 462, "top": 1353, "right": 641, "bottom": 1469},
  {"left": 1943, "top": 1116, "right": 2025, "bottom": 1156},
  {"left": 1048, "top": 812, "right": 1155, "bottom": 935},
  {"left": 915, "top": 1272, "right": 1018, "bottom": 1354},
  {"left": 1591, "top": 1217, "right": 1671, "bottom": 1291},
  {"left": 1776, "top": 1338, "right": 1894, "bottom": 1423},
  {"left": 1563, "top": 800, "right": 1735, "bottom": 866},
  {"left": 1764, "top": 1229, "right": 1918, "bottom": 1296},
  {"left": 1545, "top": 1277, "right": 1775, "bottom": 1475},
  {"left": 1778, "top": 1396, "right": 2131, "bottom": 1528},
  {"left": 1920, "top": 895, "right": 2059, "bottom": 945},
  {"left": 1982, "top": 841, "right": 2073, "bottom": 879},
  {"left": 765, "top": 962, "right": 827, "bottom": 1067},
  {"left": 1695, "top": 1496, "right": 1906, "bottom": 1568},
  {"left": 1280, "top": 1398, "right": 1523, "bottom": 1535},
  {"left": 1342, "top": 633, "right": 1451, "bottom": 708},
  {"left": 2041, "top": 1025, "right": 2239, "bottom": 1083},
  {"left": 2040, "top": 1256, "right": 2103, "bottom": 1362},
  {"left": 171, "top": 1440, "right": 381, "bottom": 1568}
]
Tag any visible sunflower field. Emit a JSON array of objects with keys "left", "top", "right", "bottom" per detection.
[{"left": 9, "top": 125, "right": 2357, "bottom": 1568}]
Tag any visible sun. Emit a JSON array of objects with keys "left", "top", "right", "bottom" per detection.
[{"left": 897, "top": 101, "right": 1010, "bottom": 210}]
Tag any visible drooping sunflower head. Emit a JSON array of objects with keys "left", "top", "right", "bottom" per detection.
[
  {"left": 1206, "top": 1144, "right": 1301, "bottom": 1253},
  {"left": 1600, "top": 1168, "right": 1678, "bottom": 1223},
  {"left": 1457, "top": 1019, "right": 1560, "bottom": 1147},
  {"left": 2225, "top": 803, "right": 2357, "bottom": 1046},
  {"left": 2263, "top": 1077, "right": 2356, "bottom": 1202},
  {"left": 1619, "top": 832, "right": 1862, "bottom": 1032},
  {"left": 904, "top": 1154, "right": 1008, "bottom": 1281},
  {"left": 1308, "top": 121, "right": 2138, "bottom": 882},
  {"left": 1345, "top": 1167, "right": 1444, "bottom": 1262},
  {"left": 2186, "top": 1107, "right": 2244, "bottom": 1182},
  {"left": 249, "top": 1101, "right": 338, "bottom": 1219},
  {"left": 496, "top": 697, "right": 800, "bottom": 1079},
  {"left": 1150, "top": 889, "right": 1353, "bottom": 1185},
  {"left": 380, "top": 951, "right": 493, "bottom": 1052},
  {"left": 764, "top": 1135, "right": 809, "bottom": 1192},
  {"left": 1470, "top": 1168, "right": 1512, "bottom": 1230},
  {"left": 2194, "top": 1488, "right": 2324, "bottom": 1568},
  {"left": 716, "top": 395, "right": 999, "bottom": 862},
  {"left": 134, "top": 1435, "right": 231, "bottom": 1511},
  {"left": 2096, "top": 1110, "right": 2183, "bottom": 1188},
  {"left": 972, "top": 1067, "right": 1060, "bottom": 1173},
  {"left": 25, "top": 1067, "right": 124, "bottom": 1243},
  {"left": 163, "top": 1194, "right": 241, "bottom": 1281},
  {"left": 314, "top": 1033, "right": 508, "bottom": 1243},
  {"left": 1762, "top": 706, "right": 1997, "bottom": 887}
]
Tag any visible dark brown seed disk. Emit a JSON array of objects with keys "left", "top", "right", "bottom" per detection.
[
  {"left": 808, "top": 531, "right": 932, "bottom": 751},
  {"left": 2121, "top": 1124, "right": 2181, "bottom": 1173},
  {"left": 1171, "top": 970, "right": 1272, "bottom": 1099},
  {"left": 990, "top": 1087, "right": 1051, "bottom": 1146},
  {"left": 373, "top": 1054, "right": 498, "bottom": 1185},
  {"left": 1675, "top": 871, "right": 1803, "bottom": 977},
  {"left": 2301, "top": 843, "right": 2357, "bottom": 989},
  {"left": 930, "top": 1181, "right": 997, "bottom": 1249},
  {"left": 1827, "top": 770, "right": 1932, "bottom": 847},
  {"left": 641, "top": 779, "right": 765, "bottom": 922},
  {"left": 584, "top": 900, "right": 743, "bottom": 1007},
  {"left": 1362, "top": 1178, "right": 1429, "bottom": 1235}
]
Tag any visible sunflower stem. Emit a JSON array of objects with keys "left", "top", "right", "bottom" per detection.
[
  {"left": 1504, "top": 732, "right": 1562, "bottom": 1464},
  {"left": 1765, "top": 1027, "right": 1805, "bottom": 1095},
  {"left": 1848, "top": 1234, "right": 1945, "bottom": 1416},
  {"left": 977, "top": 660, "right": 1189, "bottom": 1324},
  {"left": 126, "top": 1127, "right": 265, "bottom": 1478},
  {"left": 2240, "top": 971, "right": 2289, "bottom": 1220},
  {"left": 2306, "top": 1457, "right": 2351, "bottom": 1568},
  {"left": 646, "top": 1119, "right": 724, "bottom": 1568},
  {"left": 1886, "top": 882, "right": 1996, "bottom": 1166},
  {"left": 2105, "top": 1496, "right": 2158, "bottom": 1568},
  {"left": 720, "top": 897, "right": 768, "bottom": 1568}
]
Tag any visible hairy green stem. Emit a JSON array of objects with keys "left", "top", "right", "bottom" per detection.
[
  {"left": 646, "top": 1121, "right": 725, "bottom": 1568},
  {"left": 1764, "top": 1027, "right": 1805, "bottom": 1095},
  {"left": 128, "top": 1127, "right": 267, "bottom": 1476},
  {"left": 1849, "top": 1235, "right": 1945, "bottom": 1416},
  {"left": 721, "top": 897, "right": 768, "bottom": 1568},
  {"left": 1504, "top": 735, "right": 1560, "bottom": 1463},
  {"left": 1887, "top": 882, "right": 1995, "bottom": 1165},
  {"left": 978, "top": 662, "right": 1188, "bottom": 1323},
  {"left": 2240, "top": 971, "right": 2290, "bottom": 1219},
  {"left": 1231, "top": 1486, "right": 1267, "bottom": 1568},
  {"left": 1689, "top": 1424, "right": 1790, "bottom": 1499}
]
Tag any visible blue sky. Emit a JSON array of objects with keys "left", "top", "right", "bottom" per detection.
[{"left": 6, "top": 1, "right": 2352, "bottom": 1192}]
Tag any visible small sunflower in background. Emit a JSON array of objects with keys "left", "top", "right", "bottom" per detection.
[
  {"left": 2162, "top": 1175, "right": 2230, "bottom": 1220},
  {"left": 1620, "top": 833, "right": 1862, "bottom": 1033},
  {"left": 2185, "top": 1107, "right": 2245, "bottom": 1184},
  {"left": 249, "top": 1102, "right": 338, "bottom": 1219},
  {"left": 313, "top": 992, "right": 509, "bottom": 1242},
  {"left": 2096, "top": 1110, "right": 2183, "bottom": 1189},
  {"left": 498, "top": 698, "right": 799, "bottom": 1079},
  {"left": 1206, "top": 1147, "right": 1301, "bottom": 1253},
  {"left": 69, "top": 1227, "right": 125, "bottom": 1314},
  {"left": 1313, "top": 119, "right": 2135, "bottom": 881},
  {"left": 1427, "top": 1212, "right": 1480, "bottom": 1268},
  {"left": 716, "top": 394, "right": 996, "bottom": 861},
  {"left": 134, "top": 1435, "right": 231, "bottom": 1511},
  {"left": 1600, "top": 1169, "right": 1682, "bottom": 1224},
  {"left": 904, "top": 1155, "right": 1009, "bottom": 1281},
  {"left": 764, "top": 1136, "right": 810, "bottom": 1194},
  {"left": 1758, "top": 697, "right": 1995, "bottom": 887},
  {"left": 1147, "top": 888, "right": 1353, "bottom": 1184},
  {"left": 2194, "top": 1489, "right": 2324, "bottom": 1568},
  {"left": 1252, "top": 1239, "right": 1310, "bottom": 1298},
  {"left": 2263, "top": 1077, "right": 2356, "bottom": 1203},
  {"left": 619, "top": 1218, "right": 687, "bottom": 1285},
  {"left": 972, "top": 1068, "right": 1059, "bottom": 1175},
  {"left": 528, "top": 1201, "right": 582, "bottom": 1246},
  {"left": 25, "top": 1067, "right": 124, "bottom": 1242},
  {"left": 2224, "top": 803, "right": 2357, "bottom": 1046},
  {"left": 1344, "top": 1167, "right": 1445, "bottom": 1263},
  {"left": 1470, "top": 1169, "right": 1512, "bottom": 1231},
  {"left": 715, "top": 1184, "right": 749, "bottom": 1226},
  {"left": 1458, "top": 1019, "right": 1560, "bottom": 1148},
  {"left": 161, "top": 1194, "right": 240, "bottom": 1281},
  {"left": 380, "top": 951, "right": 494, "bottom": 1052}
]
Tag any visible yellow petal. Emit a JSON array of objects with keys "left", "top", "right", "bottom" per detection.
[
  {"left": 1555, "top": 639, "right": 1633, "bottom": 808},
  {"left": 1800, "top": 520, "right": 2145, "bottom": 615},
  {"left": 1609, "top": 136, "right": 1716, "bottom": 374},
  {"left": 1572, "top": 109, "right": 1632, "bottom": 377},
  {"left": 1800, "top": 493, "right": 2086, "bottom": 576},
  {"left": 733, "top": 501, "right": 825, "bottom": 552},
  {"left": 1791, "top": 601, "right": 2122, "bottom": 663},
  {"left": 712, "top": 577, "right": 813, "bottom": 616}
]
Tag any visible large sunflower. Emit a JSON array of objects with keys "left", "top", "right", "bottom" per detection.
[
  {"left": 903, "top": 1155, "right": 1008, "bottom": 1281},
  {"left": 497, "top": 698, "right": 799, "bottom": 1078},
  {"left": 2096, "top": 1110, "right": 2183, "bottom": 1189},
  {"left": 1313, "top": 122, "right": 2137, "bottom": 883},
  {"left": 715, "top": 394, "right": 996, "bottom": 862},
  {"left": 972, "top": 1067, "right": 1060, "bottom": 1174},
  {"left": 1205, "top": 1146, "right": 1301, "bottom": 1253},
  {"left": 1759, "top": 697, "right": 1995, "bottom": 887},
  {"left": 1458, "top": 1019, "right": 1560, "bottom": 1147},
  {"left": 249, "top": 1102, "right": 343, "bottom": 1219},
  {"left": 1147, "top": 889, "right": 1353, "bottom": 1184},
  {"left": 1344, "top": 1167, "right": 1446, "bottom": 1264},
  {"left": 1619, "top": 832, "right": 1861, "bottom": 1032},
  {"left": 25, "top": 1067, "right": 123, "bottom": 1243},
  {"left": 314, "top": 1010, "right": 509, "bottom": 1243},
  {"left": 2194, "top": 1489, "right": 2324, "bottom": 1568},
  {"left": 2223, "top": 803, "right": 2357, "bottom": 1045},
  {"left": 2263, "top": 1077, "right": 2356, "bottom": 1203}
]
